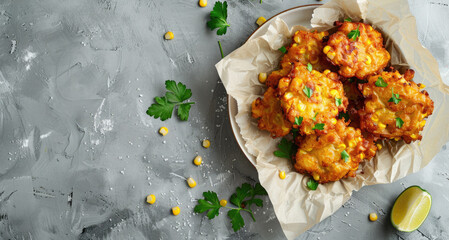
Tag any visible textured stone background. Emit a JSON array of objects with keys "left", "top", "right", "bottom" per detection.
[{"left": 0, "top": 0, "right": 447, "bottom": 239}]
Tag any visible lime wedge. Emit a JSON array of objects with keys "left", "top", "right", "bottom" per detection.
[{"left": 391, "top": 186, "right": 432, "bottom": 232}]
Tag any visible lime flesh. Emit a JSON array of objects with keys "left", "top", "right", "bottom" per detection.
[{"left": 390, "top": 186, "right": 432, "bottom": 232}]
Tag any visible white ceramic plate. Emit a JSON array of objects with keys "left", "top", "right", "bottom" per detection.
[{"left": 227, "top": 4, "right": 321, "bottom": 166}]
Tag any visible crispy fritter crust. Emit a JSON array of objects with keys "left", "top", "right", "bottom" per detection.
[
  {"left": 294, "top": 120, "right": 377, "bottom": 183},
  {"left": 324, "top": 22, "right": 390, "bottom": 79},
  {"left": 251, "top": 87, "right": 292, "bottom": 138},
  {"left": 358, "top": 70, "right": 434, "bottom": 143},
  {"left": 278, "top": 63, "right": 348, "bottom": 135},
  {"left": 266, "top": 30, "right": 334, "bottom": 88}
]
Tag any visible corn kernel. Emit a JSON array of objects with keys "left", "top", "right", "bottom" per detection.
[
  {"left": 323, "top": 69, "right": 331, "bottom": 75},
  {"left": 331, "top": 118, "right": 337, "bottom": 125},
  {"left": 338, "top": 143, "right": 346, "bottom": 149},
  {"left": 366, "top": 39, "right": 371, "bottom": 45},
  {"left": 420, "top": 120, "right": 426, "bottom": 128},
  {"left": 256, "top": 17, "right": 266, "bottom": 26},
  {"left": 332, "top": 109, "right": 339, "bottom": 115},
  {"left": 323, "top": 45, "right": 331, "bottom": 54},
  {"left": 284, "top": 92, "right": 294, "bottom": 100},
  {"left": 371, "top": 115, "right": 379, "bottom": 122},
  {"left": 365, "top": 56, "right": 372, "bottom": 65},
  {"left": 279, "top": 171, "right": 286, "bottom": 179},
  {"left": 419, "top": 84, "right": 426, "bottom": 89},
  {"left": 202, "top": 139, "right": 211, "bottom": 148},
  {"left": 376, "top": 143, "right": 382, "bottom": 150},
  {"left": 299, "top": 150, "right": 307, "bottom": 155},
  {"left": 313, "top": 174, "right": 320, "bottom": 181},
  {"left": 172, "top": 206, "right": 180, "bottom": 216},
  {"left": 193, "top": 155, "right": 202, "bottom": 166},
  {"left": 164, "top": 31, "right": 174, "bottom": 40},
  {"left": 299, "top": 48, "right": 306, "bottom": 54},
  {"left": 220, "top": 199, "right": 227, "bottom": 207},
  {"left": 327, "top": 51, "right": 336, "bottom": 60},
  {"left": 294, "top": 35, "right": 301, "bottom": 43},
  {"left": 378, "top": 123, "right": 386, "bottom": 129},
  {"left": 394, "top": 137, "right": 401, "bottom": 141},
  {"left": 348, "top": 140, "right": 356, "bottom": 148},
  {"left": 258, "top": 72, "right": 267, "bottom": 83},
  {"left": 410, "top": 134, "right": 418, "bottom": 139},
  {"left": 359, "top": 153, "right": 365, "bottom": 159},
  {"left": 369, "top": 212, "right": 378, "bottom": 221},
  {"left": 330, "top": 89, "right": 338, "bottom": 97},
  {"left": 298, "top": 103, "right": 306, "bottom": 112},
  {"left": 198, "top": 0, "right": 207, "bottom": 7},
  {"left": 146, "top": 194, "right": 156, "bottom": 204},
  {"left": 186, "top": 177, "right": 197, "bottom": 188},
  {"left": 159, "top": 127, "right": 169, "bottom": 136}
]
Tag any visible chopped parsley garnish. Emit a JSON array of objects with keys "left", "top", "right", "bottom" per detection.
[
  {"left": 338, "top": 112, "right": 350, "bottom": 122},
  {"left": 274, "top": 138, "right": 297, "bottom": 159},
  {"left": 312, "top": 123, "right": 325, "bottom": 130},
  {"left": 335, "top": 98, "right": 342, "bottom": 107},
  {"left": 295, "top": 116, "right": 303, "bottom": 126},
  {"left": 312, "top": 112, "right": 319, "bottom": 121},
  {"left": 307, "top": 178, "right": 319, "bottom": 190},
  {"left": 194, "top": 183, "right": 268, "bottom": 232},
  {"left": 396, "top": 117, "right": 404, "bottom": 128},
  {"left": 307, "top": 63, "right": 313, "bottom": 72},
  {"left": 303, "top": 86, "right": 313, "bottom": 98},
  {"left": 147, "top": 80, "right": 195, "bottom": 121},
  {"left": 375, "top": 77, "right": 388, "bottom": 87},
  {"left": 344, "top": 17, "right": 352, "bottom": 22},
  {"left": 341, "top": 150, "right": 350, "bottom": 162},
  {"left": 279, "top": 46, "right": 287, "bottom": 54},
  {"left": 388, "top": 88, "right": 401, "bottom": 104},
  {"left": 347, "top": 26, "right": 360, "bottom": 40},
  {"left": 207, "top": 1, "right": 230, "bottom": 35}
]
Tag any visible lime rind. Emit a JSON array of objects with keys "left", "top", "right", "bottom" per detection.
[{"left": 390, "top": 185, "right": 432, "bottom": 232}]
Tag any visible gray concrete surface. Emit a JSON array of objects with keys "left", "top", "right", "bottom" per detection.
[{"left": 0, "top": 0, "right": 447, "bottom": 239}]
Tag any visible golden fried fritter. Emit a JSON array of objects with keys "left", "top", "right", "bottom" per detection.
[
  {"left": 278, "top": 63, "right": 348, "bottom": 135},
  {"left": 294, "top": 120, "right": 377, "bottom": 183},
  {"left": 266, "top": 30, "right": 334, "bottom": 88},
  {"left": 324, "top": 22, "right": 390, "bottom": 79},
  {"left": 358, "top": 70, "right": 434, "bottom": 143},
  {"left": 251, "top": 87, "right": 292, "bottom": 138}
]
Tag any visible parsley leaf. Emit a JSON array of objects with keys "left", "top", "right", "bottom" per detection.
[
  {"left": 307, "top": 178, "right": 319, "bottom": 190},
  {"left": 147, "top": 80, "right": 195, "bottom": 121},
  {"left": 279, "top": 46, "right": 287, "bottom": 54},
  {"left": 396, "top": 117, "right": 404, "bottom": 128},
  {"left": 338, "top": 112, "right": 350, "bottom": 122},
  {"left": 194, "top": 191, "right": 222, "bottom": 219},
  {"left": 375, "top": 77, "right": 388, "bottom": 87},
  {"left": 344, "top": 17, "right": 352, "bottom": 22},
  {"left": 335, "top": 98, "right": 342, "bottom": 107},
  {"left": 341, "top": 150, "right": 350, "bottom": 162},
  {"left": 307, "top": 63, "right": 313, "bottom": 72},
  {"left": 207, "top": 1, "right": 230, "bottom": 35},
  {"left": 388, "top": 88, "right": 401, "bottom": 104},
  {"left": 347, "top": 26, "right": 360, "bottom": 40},
  {"left": 294, "top": 116, "right": 303, "bottom": 126},
  {"left": 274, "top": 138, "right": 296, "bottom": 159},
  {"left": 312, "top": 123, "right": 325, "bottom": 130},
  {"left": 303, "top": 86, "right": 313, "bottom": 98},
  {"left": 196, "top": 183, "right": 267, "bottom": 232},
  {"left": 312, "top": 112, "right": 319, "bottom": 121}
]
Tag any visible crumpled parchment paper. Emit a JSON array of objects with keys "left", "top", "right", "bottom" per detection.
[{"left": 216, "top": 0, "right": 449, "bottom": 239}]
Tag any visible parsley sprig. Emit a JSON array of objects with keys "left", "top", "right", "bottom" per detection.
[
  {"left": 341, "top": 150, "right": 350, "bottom": 162},
  {"left": 147, "top": 80, "right": 195, "bottom": 121},
  {"left": 388, "top": 88, "right": 401, "bottom": 104},
  {"left": 307, "top": 179, "right": 319, "bottom": 190},
  {"left": 207, "top": 1, "right": 230, "bottom": 35},
  {"left": 194, "top": 183, "right": 268, "bottom": 232},
  {"left": 307, "top": 63, "right": 313, "bottom": 72},
  {"left": 375, "top": 77, "right": 388, "bottom": 87},
  {"left": 347, "top": 26, "right": 360, "bottom": 40},
  {"left": 312, "top": 123, "right": 325, "bottom": 130},
  {"left": 396, "top": 117, "right": 404, "bottom": 128},
  {"left": 303, "top": 86, "right": 313, "bottom": 98},
  {"left": 274, "top": 138, "right": 297, "bottom": 159}
]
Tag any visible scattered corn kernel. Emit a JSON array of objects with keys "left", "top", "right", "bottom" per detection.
[
  {"left": 348, "top": 140, "right": 356, "bottom": 148},
  {"left": 369, "top": 212, "right": 378, "bottom": 221},
  {"left": 330, "top": 89, "right": 338, "bottom": 97},
  {"left": 327, "top": 51, "right": 336, "bottom": 60},
  {"left": 294, "top": 35, "right": 301, "bottom": 43},
  {"left": 258, "top": 72, "right": 267, "bottom": 83},
  {"left": 371, "top": 115, "right": 379, "bottom": 122},
  {"left": 366, "top": 39, "right": 372, "bottom": 45},
  {"left": 419, "top": 84, "right": 426, "bottom": 89},
  {"left": 338, "top": 143, "right": 346, "bottom": 149},
  {"left": 186, "top": 177, "right": 197, "bottom": 188},
  {"left": 376, "top": 143, "right": 382, "bottom": 150},
  {"left": 378, "top": 123, "right": 386, "bottom": 129},
  {"left": 198, "top": 0, "right": 207, "bottom": 7},
  {"left": 331, "top": 118, "right": 337, "bottom": 125},
  {"left": 394, "top": 137, "right": 401, "bottom": 141},
  {"left": 220, "top": 199, "right": 228, "bottom": 207},
  {"left": 202, "top": 139, "right": 211, "bottom": 148},
  {"left": 159, "top": 127, "right": 169, "bottom": 136},
  {"left": 146, "top": 194, "right": 156, "bottom": 204},
  {"left": 365, "top": 56, "right": 372, "bottom": 65},
  {"left": 323, "top": 69, "right": 331, "bottom": 75},
  {"left": 298, "top": 103, "right": 306, "bottom": 112},
  {"left": 359, "top": 153, "right": 365, "bottom": 159},
  {"left": 323, "top": 45, "right": 331, "bottom": 54},
  {"left": 313, "top": 174, "right": 320, "bottom": 181},
  {"left": 256, "top": 17, "right": 266, "bottom": 26},
  {"left": 299, "top": 48, "right": 306, "bottom": 54},
  {"left": 279, "top": 171, "right": 286, "bottom": 179},
  {"left": 193, "top": 155, "right": 202, "bottom": 166},
  {"left": 172, "top": 206, "right": 181, "bottom": 216},
  {"left": 420, "top": 120, "right": 426, "bottom": 128},
  {"left": 410, "top": 134, "right": 418, "bottom": 139},
  {"left": 164, "top": 31, "right": 174, "bottom": 40},
  {"left": 332, "top": 109, "right": 339, "bottom": 115}
]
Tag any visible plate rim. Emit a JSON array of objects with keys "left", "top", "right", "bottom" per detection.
[{"left": 226, "top": 4, "right": 322, "bottom": 167}]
